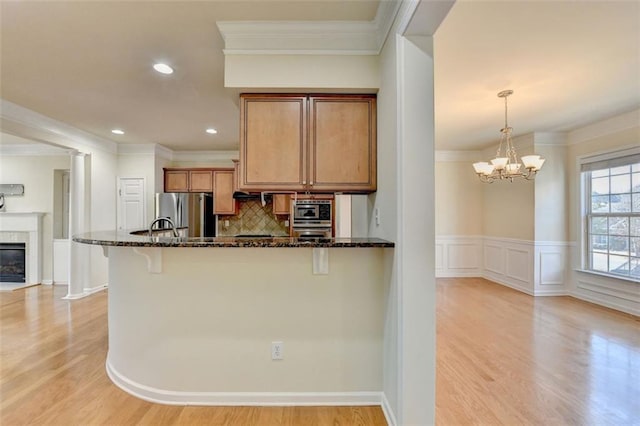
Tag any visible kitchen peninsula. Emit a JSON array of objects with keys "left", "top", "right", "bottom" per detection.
[{"left": 74, "top": 231, "right": 394, "bottom": 406}]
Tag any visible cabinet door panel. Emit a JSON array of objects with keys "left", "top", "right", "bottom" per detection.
[
  {"left": 189, "top": 170, "right": 213, "bottom": 192},
  {"left": 213, "top": 170, "right": 236, "bottom": 215},
  {"left": 165, "top": 170, "right": 189, "bottom": 192},
  {"left": 240, "top": 95, "right": 306, "bottom": 190},
  {"left": 272, "top": 194, "right": 291, "bottom": 215},
  {"left": 310, "top": 96, "right": 376, "bottom": 192}
]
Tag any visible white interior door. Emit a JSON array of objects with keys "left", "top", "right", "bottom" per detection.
[{"left": 117, "top": 177, "right": 146, "bottom": 231}]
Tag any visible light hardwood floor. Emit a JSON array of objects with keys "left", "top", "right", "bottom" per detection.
[
  {"left": 1, "top": 278, "right": 638, "bottom": 425},
  {"left": 0, "top": 286, "right": 386, "bottom": 426},
  {"left": 436, "top": 277, "right": 640, "bottom": 425}
]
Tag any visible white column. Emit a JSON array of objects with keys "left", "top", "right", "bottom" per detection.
[
  {"left": 397, "top": 35, "right": 436, "bottom": 425},
  {"left": 65, "top": 151, "right": 90, "bottom": 299}
]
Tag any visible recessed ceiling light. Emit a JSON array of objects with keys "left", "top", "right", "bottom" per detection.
[
  {"left": 206, "top": 128, "right": 218, "bottom": 134},
  {"left": 111, "top": 129, "right": 125, "bottom": 135},
  {"left": 153, "top": 63, "right": 174, "bottom": 74}
]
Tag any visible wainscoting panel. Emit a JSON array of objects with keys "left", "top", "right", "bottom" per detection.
[
  {"left": 506, "top": 248, "right": 530, "bottom": 283},
  {"left": 436, "top": 236, "right": 638, "bottom": 315},
  {"left": 483, "top": 244, "right": 504, "bottom": 275},
  {"left": 435, "top": 236, "right": 482, "bottom": 277},
  {"left": 571, "top": 269, "right": 640, "bottom": 317},
  {"left": 483, "top": 238, "right": 534, "bottom": 295},
  {"left": 534, "top": 243, "right": 569, "bottom": 296}
]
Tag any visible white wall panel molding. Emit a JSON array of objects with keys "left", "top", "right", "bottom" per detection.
[
  {"left": 533, "top": 242, "right": 571, "bottom": 296},
  {"left": 482, "top": 237, "right": 534, "bottom": 295},
  {"left": 569, "top": 261, "right": 640, "bottom": 316},
  {"left": 435, "top": 236, "right": 482, "bottom": 277}
]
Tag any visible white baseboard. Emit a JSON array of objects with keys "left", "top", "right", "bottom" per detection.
[
  {"left": 106, "top": 356, "right": 383, "bottom": 407},
  {"left": 380, "top": 392, "right": 397, "bottom": 426},
  {"left": 41, "top": 279, "right": 53, "bottom": 285},
  {"left": 62, "top": 283, "right": 108, "bottom": 300},
  {"left": 482, "top": 271, "right": 534, "bottom": 295},
  {"left": 569, "top": 291, "right": 639, "bottom": 317}
]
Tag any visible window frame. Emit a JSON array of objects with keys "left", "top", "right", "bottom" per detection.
[{"left": 579, "top": 146, "right": 640, "bottom": 283}]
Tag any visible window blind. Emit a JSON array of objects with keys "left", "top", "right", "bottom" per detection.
[{"left": 581, "top": 151, "right": 640, "bottom": 172}]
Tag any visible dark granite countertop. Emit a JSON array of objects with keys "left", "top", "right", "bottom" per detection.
[{"left": 73, "top": 230, "right": 394, "bottom": 248}]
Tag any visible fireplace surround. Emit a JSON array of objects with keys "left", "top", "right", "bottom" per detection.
[{"left": 0, "top": 212, "right": 43, "bottom": 284}]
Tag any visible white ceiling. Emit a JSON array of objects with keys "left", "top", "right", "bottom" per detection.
[
  {"left": 1, "top": 1, "right": 638, "bottom": 153},
  {"left": 429, "top": 0, "right": 640, "bottom": 150}
]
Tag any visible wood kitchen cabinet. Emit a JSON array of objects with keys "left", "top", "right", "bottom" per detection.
[
  {"left": 272, "top": 194, "right": 291, "bottom": 215},
  {"left": 164, "top": 170, "right": 189, "bottom": 192},
  {"left": 213, "top": 170, "right": 237, "bottom": 215},
  {"left": 189, "top": 170, "right": 213, "bottom": 192},
  {"left": 238, "top": 94, "right": 376, "bottom": 193},
  {"left": 309, "top": 95, "right": 376, "bottom": 192},
  {"left": 164, "top": 168, "right": 213, "bottom": 192}
]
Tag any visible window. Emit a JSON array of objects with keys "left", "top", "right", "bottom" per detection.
[{"left": 582, "top": 151, "right": 640, "bottom": 281}]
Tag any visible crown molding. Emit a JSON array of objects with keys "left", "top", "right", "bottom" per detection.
[
  {"left": 0, "top": 143, "right": 72, "bottom": 157},
  {"left": 568, "top": 108, "right": 640, "bottom": 146},
  {"left": 217, "top": 1, "right": 400, "bottom": 56},
  {"left": 172, "top": 150, "right": 239, "bottom": 163},
  {"left": 0, "top": 99, "right": 117, "bottom": 154},
  {"left": 155, "top": 144, "right": 174, "bottom": 160},
  {"left": 117, "top": 143, "right": 157, "bottom": 155}
]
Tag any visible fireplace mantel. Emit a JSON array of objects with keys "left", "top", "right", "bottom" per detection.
[{"left": 0, "top": 212, "right": 45, "bottom": 284}]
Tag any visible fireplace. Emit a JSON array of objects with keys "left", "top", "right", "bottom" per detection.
[
  {"left": 0, "top": 243, "right": 26, "bottom": 283},
  {"left": 0, "top": 212, "right": 43, "bottom": 284}
]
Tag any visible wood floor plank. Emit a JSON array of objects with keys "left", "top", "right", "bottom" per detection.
[
  {"left": 0, "top": 286, "right": 387, "bottom": 425},
  {"left": 2, "top": 279, "right": 638, "bottom": 425},
  {"left": 435, "top": 277, "right": 640, "bottom": 425}
]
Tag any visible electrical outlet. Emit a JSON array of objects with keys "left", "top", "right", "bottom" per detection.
[
  {"left": 271, "top": 341, "right": 283, "bottom": 360},
  {"left": 224, "top": 220, "right": 230, "bottom": 228},
  {"left": 375, "top": 208, "right": 380, "bottom": 226},
  {"left": 284, "top": 220, "right": 289, "bottom": 227}
]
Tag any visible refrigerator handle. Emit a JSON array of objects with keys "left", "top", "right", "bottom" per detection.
[
  {"left": 200, "top": 194, "right": 205, "bottom": 238},
  {"left": 176, "top": 194, "right": 182, "bottom": 227}
]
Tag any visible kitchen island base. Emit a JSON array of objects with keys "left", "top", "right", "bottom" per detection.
[{"left": 105, "top": 246, "right": 390, "bottom": 406}]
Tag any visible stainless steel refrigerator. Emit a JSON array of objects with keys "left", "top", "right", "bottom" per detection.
[{"left": 154, "top": 193, "right": 216, "bottom": 237}]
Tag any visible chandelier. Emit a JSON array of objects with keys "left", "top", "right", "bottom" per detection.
[{"left": 472, "top": 90, "right": 545, "bottom": 183}]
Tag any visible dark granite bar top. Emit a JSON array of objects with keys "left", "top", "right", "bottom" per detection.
[{"left": 73, "top": 230, "right": 394, "bottom": 248}]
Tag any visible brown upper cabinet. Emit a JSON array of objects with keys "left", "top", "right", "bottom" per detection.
[
  {"left": 189, "top": 170, "right": 213, "bottom": 192},
  {"left": 164, "top": 169, "right": 189, "bottom": 192},
  {"left": 238, "top": 94, "right": 376, "bottom": 193},
  {"left": 164, "top": 168, "right": 213, "bottom": 192},
  {"left": 213, "top": 170, "right": 237, "bottom": 215}
]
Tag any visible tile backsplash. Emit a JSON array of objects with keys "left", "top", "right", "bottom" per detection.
[{"left": 218, "top": 199, "right": 289, "bottom": 236}]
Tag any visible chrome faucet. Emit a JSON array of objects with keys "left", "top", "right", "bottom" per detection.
[{"left": 148, "top": 217, "right": 179, "bottom": 237}]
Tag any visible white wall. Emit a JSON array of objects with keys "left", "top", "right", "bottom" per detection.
[
  {"left": 566, "top": 109, "right": 640, "bottom": 315},
  {"left": 86, "top": 150, "right": 118, "bottom": 288},
  {"left": 224, "top": 55, "right": 379, "bottom": 89},
  {"left": 435, "top": 160, "right": 484, "bottom": 236},
  {"left": 534, "top": 139, "right": 568, "bottom": 242},
  {"left": 0, "top": 154, "right": 70, "bottom": 283},
  {"left": 118, "top": 153, "right": 156, "bottom": 224},
  {"left": 108, "top": 247, "right": 386, "bottom": 401},
  {"left": 374, "top": 27, "right": 400, "bottom": 423}
]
